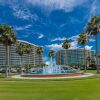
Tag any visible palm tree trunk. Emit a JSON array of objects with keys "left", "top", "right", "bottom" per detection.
[
  {"left": 59, "top": 51, "right": 61, "bottom": 65},
  {"left": 95, "top": 34, "right": 99, "bottom": 73},
  {"left": 65, "top": 49, "right": 67, "bottom": 65},
  {"left": 84, "top": 46, "right": 86, "bottom": 72},
  {"left": 77, "top": 48, "right": 79, "bottom": 67},
  {"left": 21, "top": 56, "right": 23, "bottom": 74},
  {"left": 28, "top": 55, "right": 30, "bottom": 73},
  {"left": 39, "top": 54, "right": 41, "bottom": 66},
  {"left": 6, "top": 45, "right": 10, "bottom": 78},
  {"left": 34, "top": 54, "right": 35, "bottom": 66},
  {"left": 88, "top": 51, "right": 91, "bottom": 67},
  {"left": 50, "top": 56, "right": 53, "bottom": 67}
]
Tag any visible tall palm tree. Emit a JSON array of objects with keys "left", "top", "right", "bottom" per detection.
[
  {"left": 16, "top": 41, "right": 26, "bottom": 74},
  {"left": 0, "top": 25, "right": 16, "bottom": 77},
  {"left": 49, "top": 50, "right": 55, "bottom": 67},
  {"left": 25, "top": 44, "right": 32, "bottom": 72},
  {"left": 62, "top": 39, "right": 71, "bottom": 65},
  {"left": 86, "top": 16, "right": 100, "bottom": 73},
  {"left": 77, "top": 32, "right": 89, "bottom": 72},
  {"left": 36, "top": 47, "right": 43, "bottom": 66}
]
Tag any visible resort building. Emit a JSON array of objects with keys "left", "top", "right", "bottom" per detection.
[
  {"left": 56, "top": 49, "right": 98, "bottom": 65},
  {"left": 0, "top": 40, "right": 43, "bottom": 67}
]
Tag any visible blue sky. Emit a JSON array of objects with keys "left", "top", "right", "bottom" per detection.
[{"left": 0, "top": 0, "right": 100, "bottom": 63}]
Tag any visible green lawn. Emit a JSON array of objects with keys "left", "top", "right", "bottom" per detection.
[
  {"left": 81, "top": 70, "right": 97, "bottom": 73},
  {"left": 0, "top": 71, "right": 100, "bottom": 100}
]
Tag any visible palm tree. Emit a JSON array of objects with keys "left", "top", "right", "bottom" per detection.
[
  {"left": 77, "top": 32, "right": 89, "bottom": 72},
  {"left": 16, "top": 41, "right": 26, "bottom": 74},
  {"left": 62, "top": 39, "right": 71, "bottom": 65},
  {"left": 86, "top": 16, "right": 100, "bottom": 73},
  {"left": 25, "top": 44, "right": 32, "bottom": 72},
  {"left": 36, "top": 47, "right": 43, "bottom": 66},
  {"left": 0, "top": 25, "right": 16, "bottom": 77},
  {"left": 49, "top": 50, "right": 55, "bottom": 67}
]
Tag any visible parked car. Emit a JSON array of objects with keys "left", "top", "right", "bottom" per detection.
[{"left": 0, "top": 69, "right": 6, "bottom": 73}]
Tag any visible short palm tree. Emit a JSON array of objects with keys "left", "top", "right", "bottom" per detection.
[
  {"left": 49, "top": 50, "right": 55, "bottom": 67},
  {"left": 62, "top": 39, "right": 71, "bottom": 65},
  {"left": 0, "top": 25, "right": 16, "bottom": 77},
  {"left": 25, "top": 44, "right": 32, "bottom": 72},
  {"left": 16, "top": 41, "right": 26, "bottom": 74},
  {"left": 36, "top": 47, "right": 43, "bottom": 65},
  {"left": 86, "top": 16, "right": 100, "bottom": 73},
  {"left": 77, "top": 32, "right": 89, "bottom": 72}
]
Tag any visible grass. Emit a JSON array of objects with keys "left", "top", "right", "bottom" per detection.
[
  {"left": 81, "top": 70, "right": 97, "bottom": 74},
  {"left": 0, "top": 70, "right": 100, "bottom": 100}
]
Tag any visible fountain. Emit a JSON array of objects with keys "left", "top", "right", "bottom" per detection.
[
  {"left": 21, "top": 50, "right": 82, "bottom": 78},
  {"left": 12, "top": 48, "right": 94, "bottom": 79},
  {"left": 21, "top": 64, "right": 82, "bottom": 78}
]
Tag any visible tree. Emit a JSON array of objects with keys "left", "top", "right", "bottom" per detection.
[
  {"left": 0, "top": 25, "right": 16, "bottom": 77},
  {"left": 25, "top": 44, "right": 32, "bottom": 72},
  {"left": 62, "top": 39, "right": 71, "bottom": 65},
  {"left": 36, "top": 47, "right": 43, "bottom": 66},
  {"left": 49, "top": 50, "right": 55, "bottom": 67},
  {"left": 86, "top": 16, "right": 100, "bottom": 73},
  {"left": 77, "top": 32, "right": 89, "bottom": 72},
  {"left": 16, "top": 41, "right": 26, "bottom": 74}
]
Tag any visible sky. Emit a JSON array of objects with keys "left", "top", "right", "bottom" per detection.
[{"left": 0, "top": 0, "right": 100, "bottom": 63}]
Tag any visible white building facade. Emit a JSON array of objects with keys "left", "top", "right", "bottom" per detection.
[{"left": 0, "top": 40, "right": 43, "bottom": 67}]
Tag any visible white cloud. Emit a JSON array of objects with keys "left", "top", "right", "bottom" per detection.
[
  {"left": 27, "top": 0, "right": 88, "bottom": 12},
  {"left": 69, "top": 35, "right": 79, "bottom": 41},
  {"left": 38, "top": 34, "right": 44, "bottom": 39},
  {"left": 46, "top": 43, "right": 62, "bottom": 51},
  {"left": 12, "top": 6, "right": 39, "bottom": 21},
  {"left": 89, "top": 0, "right": 100, "bottom": 19},
  {"left": 90, "top": 1, "right": 97, "bottom": 16},
  {"left": 1, "top": 0, "right": 39, "bottom": 21},
  {"left": 85, "top": 45, "right": 93, "bottom": 50},
  {"left": 43, "top": 56, "right": 50, "bottom": 65},
  {"left": 47, "top": 34, "right": 80, "bottom": 51},
  {"left": 51, "top": 35, "right": 79, "bottom": 42},
  {"left": 15, "top": 25, "right": 32, "bottom": 31},
  {"left": 46, "top": 34, "right": 95, "bottom": 51},
  {"left": 45, "top": 61, "right": 50, "bottom": 65},
  {"left": 46, "top": 43, "right": 92, "bottom": 52},
  {"left": 13, "top": 8, "right": 31, "bottom": 20},
  {"left": 70, "top": 41, "right": 79, "bottom": 49},
  {"left": 46, "top": 41, "right": 79, "bottom": 51},
  {"left": 89, "top": 38, "right": 95, "bottom": 42},
  {"left": 90, "top": 0, "right": 99, "bottom": 16},
  {"left": 68, "top": 35, "right": 79, "bottom": 49},
  {"left": 51, "top": 37, "right": 66, "bottom": 42},
  {"left": 68, "top": 35, "right": 95, "bottom": 50}
]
